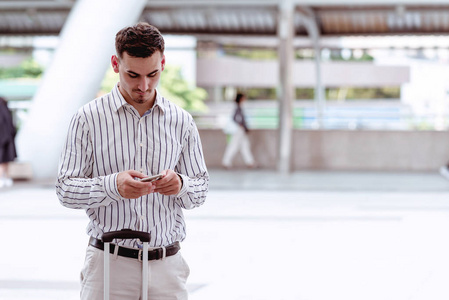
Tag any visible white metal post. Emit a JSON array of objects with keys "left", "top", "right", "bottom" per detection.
[
  {"left": 104, "top": 242, "right": 110, "bottom": 300},
  {"left": 300, "top": 7, "right": 325, "bottom": 129},
  {"left": 142, "top": 242, "right": 149, "bottom": 300},
  {"left": 277, "top": 0, "right": 295, "bottom": 174}
]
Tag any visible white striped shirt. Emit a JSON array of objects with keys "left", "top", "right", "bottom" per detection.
[{"left": 56, "top": 84, "right": 209, "bottom": 248}]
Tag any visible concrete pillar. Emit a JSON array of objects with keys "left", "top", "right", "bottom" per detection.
[
  {"left": 300, "top": 8, "right": 325, "bottom": 128},
  {"left": 213, "top": 86, "right": 223, "bottom": 103},
  {"left": 313, "top": 40, "right": 325, "bottom": 128},
  {"left": 277, "top": 0, "right": 295, "bottom": 174},
  {"left": 16, "top": 0, "right": 147, "bottom": 179}
]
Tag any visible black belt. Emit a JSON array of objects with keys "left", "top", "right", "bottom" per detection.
[{"left": 89, "top": 237, "right": 180, "bottom": 261}]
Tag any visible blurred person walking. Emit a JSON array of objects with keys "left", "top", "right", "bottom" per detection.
[
  {"left": 222, "top": 92, "right": 256, "bottom": 169},
  {"left": 56, "top": 23, "right": 209, "bottom": 300},
  {"left": 0, "top": 97, "right": 17, "bottom": 188},
  {"left": 440, "top": 163, "right": 449, "bottom": 180}
]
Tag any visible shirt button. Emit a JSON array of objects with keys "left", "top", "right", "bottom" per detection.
[{"left": 140, "top": 143, "right": 143, "bottom": 147}]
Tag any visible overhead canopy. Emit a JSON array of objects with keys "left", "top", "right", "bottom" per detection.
[{"left": 1, "top": 0, "right": 449, "bottom": 37}]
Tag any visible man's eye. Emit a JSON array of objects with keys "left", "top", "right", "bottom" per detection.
[{"left": 129, "top": 74, "right": 138, "bottom": 78}]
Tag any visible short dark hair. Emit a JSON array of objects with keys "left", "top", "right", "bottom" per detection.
[
  {"left": 235, "top": 93, "right": 245, "bottom": 104},
  {"left": 115, "top": 22, "right": 165, "bottom": 59}
]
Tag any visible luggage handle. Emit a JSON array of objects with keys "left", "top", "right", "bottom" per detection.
[
  {"left": 102, "top": 229, "right": 150, "bottom": 243},
  {"left": 102, "top": 229, "right": 150, "bottom": 300}
]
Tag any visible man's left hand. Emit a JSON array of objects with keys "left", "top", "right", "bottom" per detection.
[{"left": 153, "top": 169, "right": 183, "bottom": 195}]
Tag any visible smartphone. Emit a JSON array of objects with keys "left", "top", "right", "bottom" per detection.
[{"left": 138, "top": 174, "right": 163, "bottom": 182}]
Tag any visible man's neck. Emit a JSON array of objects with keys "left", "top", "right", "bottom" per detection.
[{"left": 118, "top": 83, "right": 156, "bottom": 116}]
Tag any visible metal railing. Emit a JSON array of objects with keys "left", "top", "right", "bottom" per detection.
[
  {"left": 9, "top": 98, "right": 449, "bottom": 132},
  {"left": 193, "top": 99, "right": 449, "bottom": 131}
]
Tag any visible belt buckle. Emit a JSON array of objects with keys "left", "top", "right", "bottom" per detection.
[{"left": 139, "top": 246, "right": 167, "bottom": 261}]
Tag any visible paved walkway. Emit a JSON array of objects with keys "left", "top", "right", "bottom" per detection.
[
  {"left": 1, "top": 169, "right": 449, "bottom": 299},
  {"left": 209, "top": 169, "right": 449, "bottom": 191}
]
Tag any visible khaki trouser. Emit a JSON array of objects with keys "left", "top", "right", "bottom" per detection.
[{"left": 80, "top": 245, "right": 190, "bottom": 300}]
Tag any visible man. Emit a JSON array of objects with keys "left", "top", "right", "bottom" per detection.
[
  {"left": 0, "top": 96, "right": 17, "bottom": 188},
  {"left": 56, "top": 22, "right": 209, "bottom": 299}
]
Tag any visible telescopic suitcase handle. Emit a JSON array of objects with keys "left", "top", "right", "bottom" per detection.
[
  {"left": 101, "top": 229, "right": 150, "bottom": 300},
  {"left": 102, "top": 229, "right": 150, "bottom": 243}
]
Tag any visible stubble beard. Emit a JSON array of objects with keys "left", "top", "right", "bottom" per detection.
[
  {"left": 132, "top": 90, "right": 149, "bottom": 104},
  {"left": 133, "top": 96, "right": 146, "bottom": 105}
]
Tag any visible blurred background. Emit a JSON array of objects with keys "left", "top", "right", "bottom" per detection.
[
  {"left": 3, "top": 0, "right": 449, "bottom": 299},
  {"left": 4, "top": 0, "right": 449, "bottom": 176}
]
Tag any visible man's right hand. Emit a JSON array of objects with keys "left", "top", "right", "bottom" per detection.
[{"left": 117, "top": 170, "right": 156, "bottom": 199}]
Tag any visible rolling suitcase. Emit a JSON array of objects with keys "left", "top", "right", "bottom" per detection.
[{"left": 102, "top": 229, "right": 151, "bottom": 300}]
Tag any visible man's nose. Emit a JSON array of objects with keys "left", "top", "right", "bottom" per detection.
[{"left": 138, "top": 77, "right": 149, "bottom": 91}]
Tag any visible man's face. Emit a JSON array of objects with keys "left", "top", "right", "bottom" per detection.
[{"left": 111, "top": 51, "right": 165, "bottom": 106}]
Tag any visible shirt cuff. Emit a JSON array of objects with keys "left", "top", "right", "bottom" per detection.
[
  {"left": 176, "top": 173, "right": 188, "bottom": 198},
  {"left": 103, "top": 173, "right": 122, "bottom": 202}
]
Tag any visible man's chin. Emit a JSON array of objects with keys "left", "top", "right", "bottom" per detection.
[{"left": 132, "top": 97, "right": 147, "bottom": 104}]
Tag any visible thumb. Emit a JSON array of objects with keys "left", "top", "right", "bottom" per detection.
[{"left": 126, "top": 169, "right": 147, "bottom": 179}]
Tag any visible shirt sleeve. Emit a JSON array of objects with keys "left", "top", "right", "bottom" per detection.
[
  {"left": 55, "top": 112, "right": 123, "bottom": 209},
  {"left": 174, "top": 118, "right": 209, "bottom": 210}
]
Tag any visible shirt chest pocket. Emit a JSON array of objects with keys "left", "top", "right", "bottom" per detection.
[{"left": 148, "top": 135, "right": 183, "bottom": 174}]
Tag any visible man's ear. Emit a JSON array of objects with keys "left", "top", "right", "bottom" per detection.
[
  {"left": 111, "top": 55, "right": 119, "bottom": 73},
  {"left": 161, "top": 54, "right": 165, "bottom": 71}
]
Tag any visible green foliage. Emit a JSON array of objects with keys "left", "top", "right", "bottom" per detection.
[
  {"left": 326, "top": 86, "right": 400, "bottom": 100},
  {"left": 159, "top": 65, "right": 207, "bottom": 112},
  {"left": 100, "top": 66, "right": 119, "bottom": 95},
  {"left": 327, "top": 49, "right": 374, "bottom": 62},
  {"left": 244, "top": 88, "right": 277, "bottom": 100},
  {"left": 231, "top": 86, "right": 398, "bottom": 101},
  {"left": 224, "top": 48, "right": 277, "bottom": 60},
  {"left": 100, "top": 64, "right": 208, "bottom": 112},
  {"left": 222, "top": 47, "right": 374, "bottom": 62},
  {"left": 0, "top": 57, "right": 44, "bottom": 79},
  {"left": 295, "top": 49, "right": 315, "bottom": 60},
  {"left": 296, "top": 88, "right": 314, "bottom": 99}
]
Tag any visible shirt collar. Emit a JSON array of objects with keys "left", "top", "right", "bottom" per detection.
[
  {"left": 111, "top": 83, "right": 165, "bottom": 114},
  {"left": 153, "top": 89, "right": 166, "bottom": 114}
]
